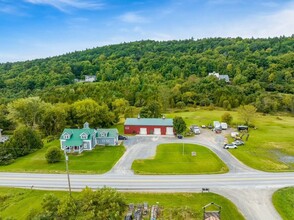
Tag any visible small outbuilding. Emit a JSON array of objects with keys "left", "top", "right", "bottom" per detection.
[{"left": 124, "top": 118, "right": 174, "bottom": 135}]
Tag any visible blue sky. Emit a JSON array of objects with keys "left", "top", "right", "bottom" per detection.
[{"left": 0, "top": 0, "right": 293, "bottom": 62}]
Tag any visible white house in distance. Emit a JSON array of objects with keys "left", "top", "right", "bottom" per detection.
[
  {"left": 208, "top": 71, "right": 230, "bottom": 83},
  {"left": 84, "top": 75, "right": 97, "bottom": 82},
  {"left": 0, "top": 129, "right": 9, "bottom": 143}
]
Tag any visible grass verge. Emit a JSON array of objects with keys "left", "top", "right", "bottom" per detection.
[
  {"left": 272, "top": 187, "right": 294, "bottom": 220},
  {"left": 132, "top": 143, "right": 228, "bottom": 174},
  {"left": 0, "top": 140, "right": 125, "bottom": 174},
  {"left": 0, "top": 187, "right": 244, "bottom": 220}
]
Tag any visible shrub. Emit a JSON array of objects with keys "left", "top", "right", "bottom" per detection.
[{"left": 45, "top": 146, "right": 63, "bottom": 163}]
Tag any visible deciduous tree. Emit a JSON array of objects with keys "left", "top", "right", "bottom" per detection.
[
  {"left": 173, "top": 117, "right": 187, "bottom": 134},
  {"left": 238, "top": 105, "right": 257, "bottom": 125},
  {"left": 8, "top": 126, "right": 43, "bottom": 157},
  {"left": 45, "top": 146, "right": 63, "bottom": 163},
  {"left": 221, "top": 112, "right": 233, "bottom": 125}
]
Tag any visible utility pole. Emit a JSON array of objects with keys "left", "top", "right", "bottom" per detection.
[{"left": 64, "top": 149, "right": 72, "bottom": 197}]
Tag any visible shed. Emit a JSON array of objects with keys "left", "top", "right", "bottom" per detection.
[{"left": 124, "top": 118, "right": 174, "bottom": 135}]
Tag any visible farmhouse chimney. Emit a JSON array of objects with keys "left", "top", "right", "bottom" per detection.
[
  {"left": 137, "top": 114, "right": 140, "bottom": 119},
  {"left": 162, "top": 115, "right": 165, "bottom": 119}
]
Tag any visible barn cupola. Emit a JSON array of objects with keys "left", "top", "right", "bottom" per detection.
[{"left": 83, "top": 122, "right": 89, "bottom": 129}]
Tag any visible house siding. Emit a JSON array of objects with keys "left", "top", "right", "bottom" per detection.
[
  {"left": 97, "top": 138, "right": 115, "bottom": 145},
  {"left": 83, "top": 141, "right": 91, "bottom": 150}
]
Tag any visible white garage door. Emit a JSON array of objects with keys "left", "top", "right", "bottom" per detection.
[
  {"left": 166, "top": 127, "right": 174, "bottom": 135},
  {"left": 140, "top": 128, "right": 147, "bottom": 135},
  {"left": 154, "top": 128, "right": 161, "bottom": 135}
]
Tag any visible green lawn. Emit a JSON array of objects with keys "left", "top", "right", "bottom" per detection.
[
  {"left": 132, "top": 143, "right": 228, "bottom": 174},
  {"left": 0, "top": 187, "right": 244, "bottom": 220},
  {"left": 272, "top": 187, "right": 294, "bottom": 220},
  {"left": 0, "top": 140, "right": 125, "bottom": 174},
  {"left": 167, "top": 108, "right": 294, "bottom": 172}
]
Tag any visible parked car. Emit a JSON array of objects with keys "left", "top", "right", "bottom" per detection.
[
  {"left": 118, "top": 135, "right": 127, "bottom": 140},
  {"left": 232, "top": 140, "right": 244, "bottom": 146},
  {"left": 177, "top": 134, "right": 183, "bottom": 139},
  {"left": 201, "top": 125, "right": 206, "bottom": 128},
  {"left": 213, "top": 127, "right": 222, "bottom": 134},
  {"left": 223, "top": 143, "right": 237, "bottom": 149}
]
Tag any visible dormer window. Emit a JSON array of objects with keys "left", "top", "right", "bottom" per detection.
[
  {"left": 63, "top": 133, "right": 70, "bottom": 139},
  {"left": 80, "top": 132, "right": 88, "bottom": 139},
  {"left": 100, "top": 131, "right": 108, "bottom": 137}
]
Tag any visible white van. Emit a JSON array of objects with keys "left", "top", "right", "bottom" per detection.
[
  {"left": 221, "top": 122, "right": 228, "bottom": 130},
  {"left": 190, "top": 125, "right": 201, "bottom": 134},
  {"left": 213, "top": 121, "right": 221, "bottom": 129}
]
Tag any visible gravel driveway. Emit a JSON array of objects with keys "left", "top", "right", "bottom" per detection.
[{"left": 109, "top": 128, "right": 258, "bottom": 174}]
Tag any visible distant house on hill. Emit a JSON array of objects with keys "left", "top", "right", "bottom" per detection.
[
  {"left": 208, "top": 71, "right": 230, "bottom": 83},
  {"left": 84, "top": 75, "right": 97, "bottom": 82},
  {"left": 60, "top": 122, "right": 118, "bottom": 153},
  {"left": 0, "top": 129, "right": 9, "bottom": 143},
  {"left": 74, "top": 75, "right": 97, "bottom": 83}
]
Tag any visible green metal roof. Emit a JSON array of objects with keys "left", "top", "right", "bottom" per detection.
[
  {"left": 96, "top": 128, "right": 118, "bottom": 138},
  {"left": 124, "top": 118, "right": 173, "bottom": 126},
  {"left": 61, "top": 128, "right": 96, "bottom": 140},
  {"left": 60, "top": 128, "right": 96, "bottom": 147}
]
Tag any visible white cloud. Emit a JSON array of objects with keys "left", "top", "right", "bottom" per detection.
[
  {"left": 0, "top": 2, "right": 26, "bottom": 15},
  {"left": 24, "top": 0, "right": 104, "bottom": 12},
  {"left": 173, "top": 1, "right": 294, "bottom": 39},
  {"left": 119, "top": 12, "right": 149, "bottom": 24},
  {"left": 225, "top": 2, "right": 294, "bottom": 37}
]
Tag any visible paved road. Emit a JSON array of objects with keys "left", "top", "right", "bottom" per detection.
[
  {"left": 0, "top": 171, "right": 293, "bottom": 219},
  {"left": 0, "top": 132, "right": 293, "bottom": 220}
]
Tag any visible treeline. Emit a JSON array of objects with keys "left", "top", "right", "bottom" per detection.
[
  {"left": 0, "top": 37, "right": 294, "bottom": 113},
  {"left": 0, "top": 97, "right": 117, "bottom": 134}
]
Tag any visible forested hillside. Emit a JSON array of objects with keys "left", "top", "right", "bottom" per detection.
[{"left": 0, "top": 37, "right": 294, "bottom": 113}]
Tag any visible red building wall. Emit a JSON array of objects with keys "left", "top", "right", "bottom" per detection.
[{"left": 124, "top": 125, "right": 171, "bottom": 135}]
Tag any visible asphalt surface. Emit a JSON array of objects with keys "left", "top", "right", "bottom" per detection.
[{"left": 0, "top": 131, "right": 293, "bottom": 220}]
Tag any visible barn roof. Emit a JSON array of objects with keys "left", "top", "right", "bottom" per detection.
[{"left": 125, "top": 118, "right": 173, "bottom": 126}]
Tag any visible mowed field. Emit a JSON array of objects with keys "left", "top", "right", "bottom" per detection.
[
  {"left": 167, "top": 108, "right": 294, "bottom": 172},
  {"left": 0, "top": 187, "right": 244, "bottom": 220},
  {"left": 272, "top": 187, "right": 294, "bottom": 220},
  {"left": 0, "top": 140, "right": 125, "bottom": 174},
  {"left": 132, "top": 143, "right": 228, "bottom": 174}
]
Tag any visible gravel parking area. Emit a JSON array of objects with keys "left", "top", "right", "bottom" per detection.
[{"left": 109, "top": 128, "right": 257, "bottom": 175}]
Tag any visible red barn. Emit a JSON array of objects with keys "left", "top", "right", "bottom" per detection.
[{"left": 124, "top": 118, "right": 174, "bottom": 135}]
